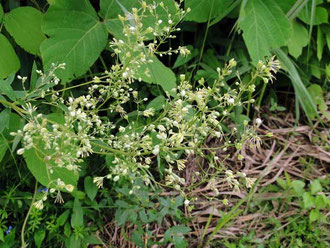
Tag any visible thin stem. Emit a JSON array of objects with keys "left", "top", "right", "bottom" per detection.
[{"left": 21, "top": 181, "right": 38, "bottom": 248}]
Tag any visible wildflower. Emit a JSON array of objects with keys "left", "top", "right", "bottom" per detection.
[
  {"left": 16, "top": 147, "right": 25, "bottom": 155},
  {"left": 184, "top": 199, "right": 190, "bottom": 206},
  {"left": 93, "top": 177, "right": 104, "bottom": 188},
  {"left": 65, "top": 184, "right": 74, "bottom": 192},
  {"left": 255, "top": 118, "right": 262, "bottom": 126},
  {"left": 5, "top": 226, "right": 12, "bottom": 235},
  {"left": 34, "top": 200, "right": 44, "bottom": 210},
  {"left": 143, "top": 108, "right": 155, "bottom": 117},
  {"left": 152, "top": 145, "right": 160, "bottom": 155}
]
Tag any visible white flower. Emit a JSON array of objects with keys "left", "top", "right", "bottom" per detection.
[
  {"left": 65, "top": 184, "right": 74, "bottom": 192},
  {"left": 34, "top": 200, "right": 44, "bottom": 210},
  {"left": 184, "top": 199, "right": 190, "bottom": 206},
  {"left": 152, "top": 145, "right": 160, "bottom": 155},
  {"left": 17, "top": 148, "right": 25, "bottom": 155},
  {"left": 93, "top": 177, "right": 104, "bottom": 188},
  {"left": 256, "top": 118, "right": 262, "bottom": 126}
]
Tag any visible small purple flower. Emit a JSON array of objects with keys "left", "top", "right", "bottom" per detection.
[
  {"left": 5, "top": 225, "right": 12, "bottom": 235},
  {"left": 43, "top": 188, "right": 48, "bottom": 192}
]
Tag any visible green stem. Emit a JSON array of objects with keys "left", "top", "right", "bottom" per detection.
[
  {"left": 21, "top": 181, "right": 38, "bottom": 248},
  {"left": 257, "top": 81, "right": 267, "bottom": 109}
]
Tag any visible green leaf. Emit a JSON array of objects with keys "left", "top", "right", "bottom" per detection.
[
  {"left": 287, "top": 21, "right": 309, "bottom": 58},
  {"left": 0, "top": 74, "right": 16, "bottom": 101},
  {"left": 311, "top": 179, "right": 322, "bottom": 194},
  {"left": 147, "top": 95, "right": 166, "bottom": 111},
  {"left": 71, "top": 198, "right": 84, "bottom": 228},
  {"left": 102, "top": 0, "right": 179, "bottom": 40},
  {"left": 276, "top": 0, "right": 296, "bottom": 14},
  {"left": 41, "top": 0, "right": 108, "bottom": 82},
  {"left": 84, "top": 176, "right": 98, "bottom": 201},
  {"left": 23, "top": 146, "right": 79, "bottom": 189},
  {"left": 34, "top": 229, "right": 46, "bottom": 248},
  {"left": 0, "top": 34, "right": 20, "bottom": 79},
  {"left": 309, "top": 209, "right": 320, "bottom": 223},
  {"left": 298, "top": 6, "right": 328, "bottom": 25},
  {"left": 4, "top": 7, "right": 46, "bottom": 55},
  {"left": 303, "top": 192, "right": 314, "bottom": 209},
  {"left": 0, "top": 136, "right": 8, "bottom": 163},
  {"left": 173, "top": 45, "right": 198, "bottom": 69},
  {"left": 239, "top": 0, "right": 292, "bottom": 63},
  {"left": 316, "top": 26, "right": 325, "bottom": 61},
  {"left": 0, "top": 5, "right": 3, "bottom": 23},
  {"left": 57, "top": 210, "right": 70, "bottom": 226},
  {"left": 292, "top": 180, "right": 305, "bottom": 195},
  {"left": 0, "top": 109, "right": 11, "bottom": 133},
  {"left": 136, "top": 55, "right": 177, "bottom": 95},
  {"left": 185, "top": 0, "right": 233, "bottom": 23},
  {"left": 308, "top": 84, "right": 327, "bottom": 112},
  {"left": 275, "top": 49, "right": 318, "bottom": 121}
]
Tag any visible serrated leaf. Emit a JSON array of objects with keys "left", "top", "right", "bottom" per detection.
[
  {"left": 239, "top": 0, "right": 292, "bottom": 63},
  {"left": 0, "top": 34, "right": 20, "bottom": 79},
  {"left": 23, "top": 146, "right": 79, "bottom": 189},
  {"left": 185, "top": 0, "right": 233, "bottom": 23},
  {"left": 84, "top": 176, "right": 98, "bottom": 201},
  {"left": 41, "top": 0, "right": 108, "bottom": 83},
  {"left": 4, "top": 7, "right": 46, "bottom": 55},
  {"left": 287, "top": 21, "right": 309, "bottom": 58}
]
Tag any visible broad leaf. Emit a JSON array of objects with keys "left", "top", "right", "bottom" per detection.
[
  {"left": 147, "top": 95, "right": 166, "bottom": 111},
  {"left": 316, "top": 27, "right": 325, "bottom": 61},
  {"left": 0, "top": 34, "right": 20, "bottom": 79},
  {"left": 84, "top": 176, "right": 98, "bottom": 201},
  {"left": 101, "top": 0, "right": 177, "bottom": 94},
  {"left": 287, "top": 21, "right": 309, "bottom": 58},
  {"left": 71, "top": 198, "right": 84, "bottom": 228},
  {"left": 0, "top": 4, "right": 3, "bottom": 23},
  {"left": 185, "top": 0, "right": 233, "bottom": 23},
  {"left": 298, "top": 4, "right": 328, "bottom": 25},
  {"left": 239, "top": 0, "right": 292, "bottom": 63},
  {"left": 41, "top": 0, "right": 108, "bottom": 82},
  {"left": 0, "top": 74, "right": 16, "bottom": 101},
  {"left": 0, "top": 108, "right": 10, "bottom": 133},
  {"left": 23, "top": 146, "right": 79, "bottom": 190},
  {"left": 4, "top": 7, "right": 46, "bottom": 55},
  {"left": 102, "top": 0, "right": 179, "bottom": 40},
  {"left": 136, "top": 56, "right": 176, "bottom": 95}
]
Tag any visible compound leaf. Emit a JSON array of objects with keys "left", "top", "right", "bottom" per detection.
[
  {"left": 41, "top": 0, "right": 108, "bottom": 82},
  {"left": 0, "top": 34, "right": 20, "bottom": 79},
  {"left": 239, "top": 0, "right": 292, "bottom": 63},
  {"left": 4, "top": 7, "right": 46, "bottom": 55}
]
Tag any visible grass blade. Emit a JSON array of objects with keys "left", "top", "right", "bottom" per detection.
[{"left": 274, "top": 48, "right": 319, "bottom": 123}]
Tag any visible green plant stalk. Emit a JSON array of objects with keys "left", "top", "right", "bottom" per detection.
[
  {"left": 257, "top": 81, "right": 267, "bottom": 109},
  {"left": 21, "top": 181, "right": 38, "bottom": 248},
  {"left": 204, "top": 198, "right": 245, "bottom": 247}
]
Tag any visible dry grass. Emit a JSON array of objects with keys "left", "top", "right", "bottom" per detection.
[{"left": 99, "top": 108, "right": 330, "bottom": 248}]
